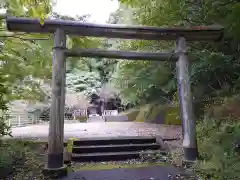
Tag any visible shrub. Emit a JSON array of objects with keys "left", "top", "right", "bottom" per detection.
[
  {"left": 0, "top": 140, "right": 46, "bottom": 179},
  {"left": 0, "top": 76, "right": 11, "bottom": 138},
  {"left": 0, "top": 140, "right": 26, "bottom": 179},
  {"left": 0, "top": 114, "right": 11, "bottom": 138},
  {"left": 195, "top": 117, "right": 240, "bottom": 179},
  {"left": 194, "top": 95, "right": 240, "bottom": 179}
]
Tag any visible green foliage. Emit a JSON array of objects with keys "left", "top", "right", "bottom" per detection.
[
  {"left": 0, "top": 0, "right": 53, "bottom": 101},
  {"left": 0, "top": 0, "right": 101, "bottom": 103},
  {"left": 0, "top": 140, "right": 47, "bottom": 179},
  {"left": 112, "top": 0, "right": 240, "bottom": 109},
  {"left": 7, "top": 0, "right": 52, "bottom": 21},
  {"left": 0, "top": 114, "right": 11, "bottom": 137},
  {"left": 94, "top": 57, "right": 118, "bottom": 83},
  {"left": 111, "top": 60, "right": 176, "bottom": 105},
  {"left": 0, "top": 141, "right": 25, "bottom": 179},
  {"left": 0, "top": 75, "right": 11, "bottom": 137},
  {"left": 196, "top": 119, "right": 240, "bottom": 179},
  {"left": 109, "top": 1, "right": 240, "bottom": 178},
  {"left": 67, "top": 69, "right": 102, "bottom": 98},
  {"left": 66, "top": 39, "right": 118, "bottom": 98}
]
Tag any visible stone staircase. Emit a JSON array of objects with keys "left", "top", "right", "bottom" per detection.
[{"left": 70, "top": 136, "right": 166, "bottom": 162}]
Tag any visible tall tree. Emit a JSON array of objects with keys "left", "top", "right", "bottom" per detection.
[
  {"left": 0, "top": 1, "right": 100, "bottom": 102},
  {"left": 111, "top": 0, "right": 240, "bottom": 107}
]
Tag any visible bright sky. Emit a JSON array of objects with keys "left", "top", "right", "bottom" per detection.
[{"left": 53, "top": 0, "right": 119, "bottom": 23}]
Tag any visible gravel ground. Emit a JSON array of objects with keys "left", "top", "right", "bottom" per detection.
[
  {"left": 59, "top": 165, "right": 193, "bottom": 180},
  {"left": 6, "top": 122, "right": 182, "bottom": 141},
  {"left": 4, "top": 122, "right": 186, "bottom": 180}
]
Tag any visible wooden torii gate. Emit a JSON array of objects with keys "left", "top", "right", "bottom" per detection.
[{"left": 6, "top": 17, "right": 224, "bottom": 175}]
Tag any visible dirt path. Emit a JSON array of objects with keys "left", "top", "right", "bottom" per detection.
[{"left": 7, "top": 122, "right": 182, "bottom": 141}]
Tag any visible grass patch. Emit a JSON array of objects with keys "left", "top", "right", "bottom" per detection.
[
  {"left": 73, "top": 151, "right": 172, "bottom": 171},
  {"left": 73, "top": 161, "right": 166, "bottom": 171}
]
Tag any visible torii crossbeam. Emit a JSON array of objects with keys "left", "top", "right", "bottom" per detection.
[{"left": 7, "top": 17, "right": 223, "bottom": 41}]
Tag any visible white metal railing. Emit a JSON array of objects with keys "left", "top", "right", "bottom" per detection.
[
  {"left": 73, "top": 109, "right": 87, "bottom": 120},
  {"left": 7, "top": 114, "right": 45, "bottom": 127},
  {"left": 6, "top": 109, "right": 123, "bottom": 127},
  {"left": 7, "top": 112, "right": 86, "bottom": 127},
  {"left": 103, "top": 110, "right": 119, "bottom": 116}
]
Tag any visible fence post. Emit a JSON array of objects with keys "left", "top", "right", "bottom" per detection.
[
  {"left": 32, "top": 115, "right": 34, "bottom": 124},
  {"left": 8, "top": 118, "right": 11, "bottom": 126},
  {"left": 73, "top": 111, "right": 76, "bottom": 120},
  {"left": 18, "top": 116, "right": 21, "bottom": 127},
  {"left": 175, "top": 37, "right": 198, "bottom": 162}
]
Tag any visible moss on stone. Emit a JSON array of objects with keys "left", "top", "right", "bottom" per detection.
[
  {"left": 163, "top": 106, "right": 181, "bottom": 125},
  {"left": 147, "top": 105, "right": 161, "bottom": 121},
  {"left": 67, "top": 138, "right": 79, "bottom": 153},
  {"left": 120, "top": 109, "right": 140, "bottom": 121},
  {"left": 135, "top": 104, "right": 151, "bottom": 122},
  {"left": 75, "top": 116, "right": 88, "bottom": 122},
  {"left": 129, "top": 103, "right": 181, "bottom": 125},
  {"left": 147, "top": 105, "right": 181, "bottom": 125}
]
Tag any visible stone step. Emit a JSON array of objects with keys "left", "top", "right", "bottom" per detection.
[
  {"left": 73, "top": 136, "right": 156, "bottom": 146},
  {"left": 72, "top": 143, "right": 160, "bottom": 154},
  {"left": 71, "top": 150, "right": 166, "bottom": 162},
  {"left": 87, "top": 116, "right": 105, "bottom": 122}
]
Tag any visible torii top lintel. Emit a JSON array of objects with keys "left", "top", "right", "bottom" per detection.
[{"left": 6, "top": 17, "right": 224, "bottom": 41}]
